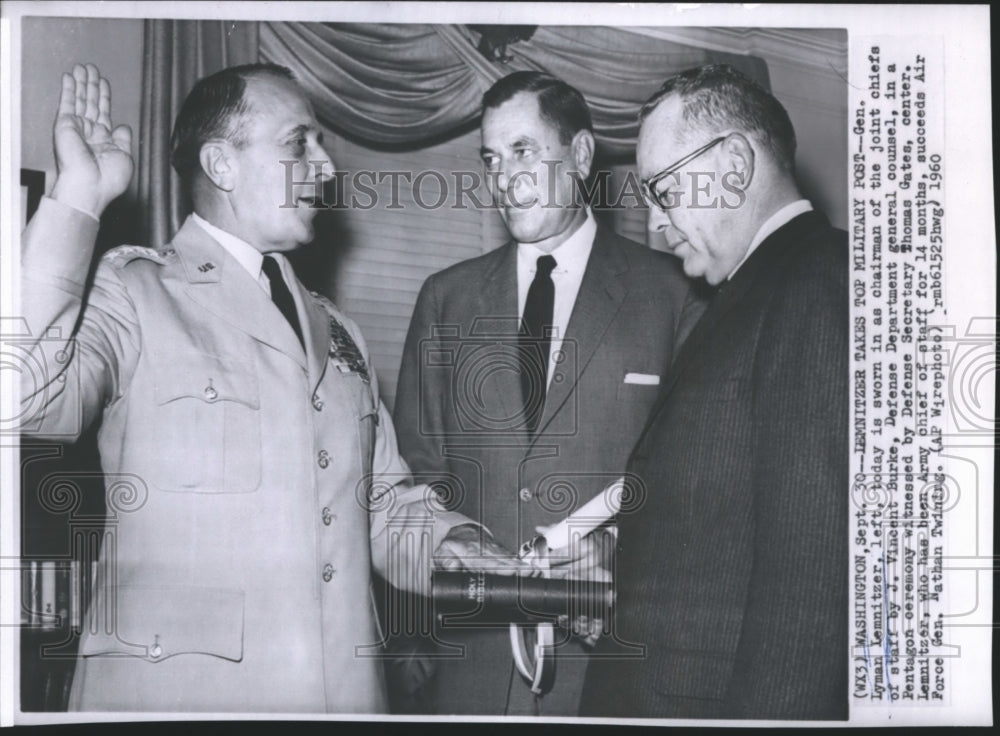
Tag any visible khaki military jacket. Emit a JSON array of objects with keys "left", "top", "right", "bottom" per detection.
[{"left": 20, "top": 199, "right": 467, "bottom": 712}]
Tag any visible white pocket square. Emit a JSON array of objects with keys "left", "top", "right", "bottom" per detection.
[{"left": 624, "top": 372, "right": 659, "bottom": 385}]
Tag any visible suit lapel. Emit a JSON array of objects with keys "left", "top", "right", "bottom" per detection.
[
  {"left": 173, "top": 218, "right": 307, "bottom": 367},
  {"left": 477, "top": 242, "right": 527, "bottom": 436},
  {"left": 534, "top": 226, "right": 627, "bottom": 440},
  {"left": 634, "top": 211, "right": 828, "bottom": 447},
  {"left": 656, "top": 259, "right": 756, "bottom": 401}
]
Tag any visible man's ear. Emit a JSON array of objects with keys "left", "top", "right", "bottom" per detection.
[
  {"left": 722, "top": 133, "right": 755, "bottom": 190},
  {"left": 571, "top": 129, "right": 595, "bottom": 180},
  {"left": 198, "top": 141, "right": 236, "bottom": 192}
]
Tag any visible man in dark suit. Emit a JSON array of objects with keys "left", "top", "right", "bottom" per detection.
[
  {"left": 581, "top": 64, "right": 849, "bottom": 720},
  {"left": 392, "top": 72, "right": 696, "bottom": 715}
]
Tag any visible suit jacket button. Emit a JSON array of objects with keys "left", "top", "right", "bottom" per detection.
[
  {"left": 519, "top": 487, "right": 533, "bottom": 502},
  {"left": 150, "top": 643, "right": 162, "bottom": 659},
  {"left": 322, "top": 563, "right": 335, "bottom": 582},
  {"left": 203, "top": 385, "right": 218, "bottom": 401}
]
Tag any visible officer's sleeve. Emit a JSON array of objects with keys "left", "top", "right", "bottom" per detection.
[
  {"left": 360, "top": 344, "right": 477, "bottom": 596},
  {"left": 18, "top": 197, "right": 140, "bottom": 439},
  {"left": 392, "top": 274, "right": 451, "bottom": 476}
]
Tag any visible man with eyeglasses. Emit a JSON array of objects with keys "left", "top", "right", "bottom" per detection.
[{"left": 581, "top": 64, "right": 849, "bottom": 719}]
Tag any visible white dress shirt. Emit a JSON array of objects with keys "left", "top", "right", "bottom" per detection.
[
  {"left": 191, "top": 212, "right": 275, "bottom": 296},
  {"left": 728, "top": 199, "right": 813, "bottom": 280},
  {"left": 516, "top": 208, "right": 597, "bottom": 389}
]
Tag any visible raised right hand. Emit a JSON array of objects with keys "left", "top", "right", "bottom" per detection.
[{"left": 50, "top": 63, "right": 134, "bottom": 217}]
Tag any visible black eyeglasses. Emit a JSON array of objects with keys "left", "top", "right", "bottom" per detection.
[{"left": 640, "top": 136, "right": 727, "bottom": 212}]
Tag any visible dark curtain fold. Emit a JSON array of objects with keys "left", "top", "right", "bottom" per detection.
[
  {"left": 139, "top": 19, "right": 259, "bottom": 246},
  {"left": 260, "top": 23, "right": 770, "bottom": 156},
  {"left": 259, "top": 23, "right": 493, "bottom": 146}
]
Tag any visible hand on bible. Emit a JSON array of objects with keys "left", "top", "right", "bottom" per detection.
[
  {"left": 539, "top": 526, "right": 614, "bottom": 583},
  {"left": 432, "top": 524, "right": 531, "bottom": 575},
  {"left": 539, "top": 527, "right": 615, "bottom": 648}
]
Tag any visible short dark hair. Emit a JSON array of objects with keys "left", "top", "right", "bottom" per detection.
[
  {"left": 170, "top": 63, "right": 296, "bottom": 183},
  {"left": 640, "top": 64, "right": 797, "bottom": 171},
  {"left": 482, "top": 71, "right": 593, "bottom": 145}
]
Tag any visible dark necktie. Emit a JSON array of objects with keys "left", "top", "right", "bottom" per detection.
[
  {"left": 262, "top": 255, "right": 304, "bottom": 349},
  {"left": 519, "top": 254, "right": 557, "bottom": 434}
]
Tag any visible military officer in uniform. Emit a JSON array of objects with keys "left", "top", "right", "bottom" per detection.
[{"left": 19, "top": 62, "right": 515, "bottom": 713}]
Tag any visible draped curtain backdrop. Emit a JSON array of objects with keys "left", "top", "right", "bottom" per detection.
[
  {"left": 258, "top": 24, "right": 769, "bottom": 153},
  {"left": 139, "top": 20, "right": 259, "bottom": 246},
  {"left": 139, "top": 21, "right": 768, "bottom": 243}
]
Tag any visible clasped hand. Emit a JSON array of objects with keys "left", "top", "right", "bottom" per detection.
[
  {"left": 432, "top": 524, "right": 613, "bottom": 646},
  {"left": 535, "top": 526, "right": 613, "bottom": 647}
]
